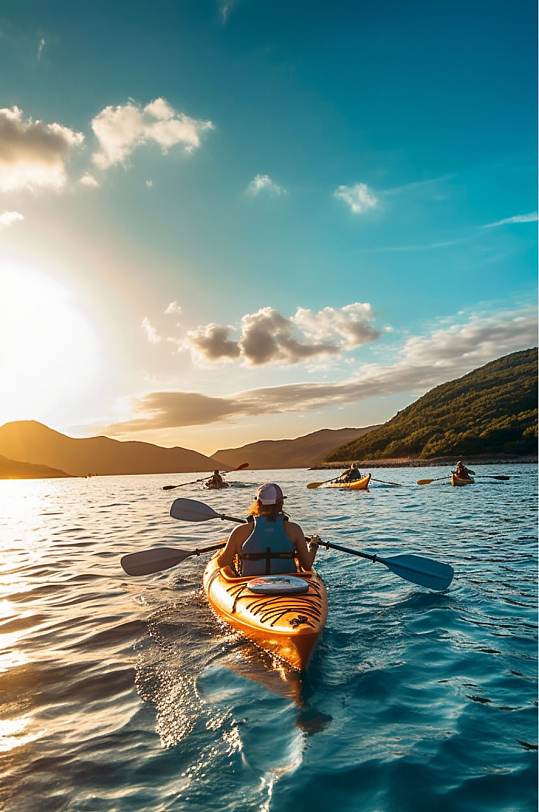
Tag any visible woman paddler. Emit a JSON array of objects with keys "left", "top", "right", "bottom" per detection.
[{"left": 217, "top": 483, "right": 318, "bottom": 575}]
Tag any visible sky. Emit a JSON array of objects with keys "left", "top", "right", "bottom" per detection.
[{"left": 0, "top": 0, "right": 537, "bottom": 455}]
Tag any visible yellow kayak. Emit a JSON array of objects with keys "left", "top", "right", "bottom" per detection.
[
  {"left": 203, "top": 554, "right": 328, "bottom": 671},
  {"left": 321, "top": 473, "right": 371, "bottom": 490},
  {"left": 451, "top": 474, "right": 475, "bottom": 486}
]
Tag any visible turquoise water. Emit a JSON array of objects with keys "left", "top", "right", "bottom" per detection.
[{"left": 0, "top": 465, "right": 537, "bottom": 811}]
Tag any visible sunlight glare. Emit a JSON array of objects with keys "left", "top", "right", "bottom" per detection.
[{"left": 0, "top": 266, "right": 101, "bottom": 425}]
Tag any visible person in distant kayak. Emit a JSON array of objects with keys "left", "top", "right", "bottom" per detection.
[
  {"left": 207, "top": 470, "right": 225, "bottom": 488},
  {"left": 217, "top": 483, "right": 319, "bottom": 576},
  {"left": 454, "top": 461, "right": 475, "bottom": 479},
  {"left": 337, "top": 462, "right": 362, "bottom": 483}
]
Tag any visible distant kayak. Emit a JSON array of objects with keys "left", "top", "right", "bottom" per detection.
[
  {"left": 204, "top": 482, "right": 230, "bottom": 490},
  {"left": 321, "top": 473, "right": 371, "bottom": 491},
  {"left": 203, "top": 554, "right": 327, "bottom": 671},
  {"left": 451, "top": 474, "right": 474, "bottom": 487}
]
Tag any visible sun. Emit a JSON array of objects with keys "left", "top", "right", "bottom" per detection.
[{"left": 0, "top": 265, "right": 101, "bottom": 427}]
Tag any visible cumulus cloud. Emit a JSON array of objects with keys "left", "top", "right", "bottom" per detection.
[
  {"left": 141, "top": 316, "right": 161, "bottom": 344},
  {"left": 79, "top": 172, "right": 99, "bottom": 188},
  {"left": 0, "top": 211, "right": 24, "bottom": 230},
  {"left": 334, "top": 182, "right": 378, "bottom": 214},
  {"left": 91, "top": 97, "right": 214, "bottom": 170},
  {"left": 109, "top": 306, "right": 537, "bottom": 432},
  {"left": 188, "top": 323, "right": 241, "bottom": 361},
  {"left": 164, "top": 300, "right": 182, "bottom": 316},
  {"left": 186, "top": 303, "right": 381, "bottom": 366},
  {"left": 483, "top": 212, "right": 538, "bottom": 229},
  {"left": 0, "top": 106, "right": 84, "bottom": 192},
  {"left": 246, "top": 174, "right": 286, "bottom": 197}
]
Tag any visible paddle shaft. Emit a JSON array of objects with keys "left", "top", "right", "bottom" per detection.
[
  {"left": 371, "top": 477, "right": 402, "bottom": 487},
  {"left": 163, "top": 464, "right": 248, "bottom": 491}
]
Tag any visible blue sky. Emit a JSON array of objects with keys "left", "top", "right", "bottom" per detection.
[{"left": 0, "top": 0, "right": 537, "bottom": 453}]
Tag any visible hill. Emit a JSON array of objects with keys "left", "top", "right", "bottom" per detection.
[
  {"left": 0, "top": 421, "right": 226, "bottom": 477},
  {"left": 0, "top": 454, "right": 71, "bottom": 480},
  {"left": 214, "top": 426, "right": 377, "bottom": 469},
  {"left": 327, "top": 348, "right": 538, "bottom": 462}
]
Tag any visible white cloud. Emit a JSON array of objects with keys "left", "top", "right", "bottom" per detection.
[
  {"left": 164, "top": 301, "right": 182, "bottom": 316},
  {"left": 37, "top": 37, "right": 46, "bottom": 62},
  {"left": 91, "top": 97, "right": 214, "bottom": 170},
  {"left": 483, "top": 212, "right": 538, "bottom": 229},
  {"left": 0, "top": 211, "right": 24, "bottom": 229},
  {"left": 186, "top": 303, "right": 382, "bottom": 365},
  {"left": 219, "top": 0, "right": 238, "bottom": 23},
  {"left": 110, "top": 305, "right": 537, "bottom": 431},
  {"left": 79, "top": 172, "right": 99, "bottom": 188},
  {"left": 246, "top": 174, "right": 286, "bottom": 197},
  {"left": 334, "top": 182, "right": 378, "bottom": 214},
  {"left": 0, "top": 106, "right": 84, "bottom": 192},
  {"left": 141, "top": 316, "right": 162, "bottom": 344}
]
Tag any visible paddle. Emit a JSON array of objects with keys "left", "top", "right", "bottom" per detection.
[
  {"left": 316, "top": 541, "right": 454, "bottom": 591},
  {"left": 417, "top": 474, "right": 510, "bottom": 485},
  {"left": 370, "top": 477, "right": 402, "bottom": 487},
  {"left": 170, "top": 498, "right": 454, "bottom": 591},
  {"left": 162, "top": 462, "right": 249, "bottom": 491},
  {"left": 306, "top": 474, "right": 341, "bottom": 489},
  {"left": 417, "top": 476, "right": 447, "bottom": 485},
  {"left": 121, "top": 542, "right": 226, "bottom": 576}
]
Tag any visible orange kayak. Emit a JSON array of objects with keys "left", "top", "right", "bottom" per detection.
[
  {"left": 321, "top": 473, "right": 371, "bottom": 490},
  {"left": 451, "top": 474, "right": 475, "bottom": 487},
  {"left": 203, "top": 554, "right": 328, "bottom": 671}
]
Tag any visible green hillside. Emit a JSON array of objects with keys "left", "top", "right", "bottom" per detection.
[{"left": 327, "top": 348, "right": 538, "bottom": 462}]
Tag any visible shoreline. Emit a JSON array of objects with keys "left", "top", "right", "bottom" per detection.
[{"left": 310, "top": 456, "right": 538, "bottom": 470}]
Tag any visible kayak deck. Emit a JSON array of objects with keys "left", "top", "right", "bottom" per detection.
[
  {"left": 451, "top": 474, "right": 474, "bottom": 487},
  {"left": 203, "top": 555, "right": 327, "bottom": 671},
  {"left": 321, "top": 473, "right": 371, "bottom": 490}
]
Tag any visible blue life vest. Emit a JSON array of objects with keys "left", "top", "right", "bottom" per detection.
[{"left": 239, "top": 515, "right": 297, "bottom": 576}]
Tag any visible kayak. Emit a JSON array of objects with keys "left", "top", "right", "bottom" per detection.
[
  {"left": 451, "top": 474, "right": 475, "bottom": 487},
  {"left": 203, "top": 554, "right": 328, "bottom": 671},
  {"left": 321, "top": 473, "right": 371, "bottom": 490},
  {"left": 204, "top": 482, "right": 230, "bottom": 490}
]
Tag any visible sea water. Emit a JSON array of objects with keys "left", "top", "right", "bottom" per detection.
[{"left": 0, "top": 465, "right": 536, "bottom": 811}]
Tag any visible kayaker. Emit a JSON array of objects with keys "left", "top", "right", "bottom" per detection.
[
  {"left": 207, "top": 470, "right": 225, "bottom": 488},
  {"left": 337, "top": 462, "right": 362, "bottom": 483},
  {"left": 454, "top": 461, "right": 475, "bottom": 479},
  {"left": 217, "top": 483, "right": 319, "bottom": 576}
]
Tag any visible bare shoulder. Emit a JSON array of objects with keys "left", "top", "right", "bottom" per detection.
[
  {"left": 285, "top": 520, "right": 305, "bottom": 539},
  {"left": 229, "top": 523, "right": 251, "bottom": 544}
]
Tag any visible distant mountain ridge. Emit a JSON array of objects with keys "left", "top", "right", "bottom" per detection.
[
  {"left": 327, "top": 348, "right": 538, "bottom": 462},
  {"left": 0, "top": 454, "right": 71, "bottom": 479},
  {"left": 0, "top": 421, "right": 226, "bottom": 477},
  {"left": 214, "top": 426, "right": 378, "bottom": 469}
]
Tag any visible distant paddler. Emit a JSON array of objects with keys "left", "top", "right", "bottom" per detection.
[
  {"left": 336, "top": 462, "right": 363, "bottom": 484},
  {"left": 205, "top": 470, "right": 228, "bottom": 489},
  {"left": 453, "top": 461, "right": 475, "bottom": 479}
]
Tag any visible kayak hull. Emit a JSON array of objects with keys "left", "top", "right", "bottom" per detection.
[
  {"left": 203, "top": 555, "right": 327, "bottom": 671},
  {"left": 321, "top": 473, "right": 371, "bottom": 490},
  {"left": 204, "top": 482, "right": 230, "bottom": 490},
  {"left": 451, "top": 474, "right": 474, "bottom": 487}
]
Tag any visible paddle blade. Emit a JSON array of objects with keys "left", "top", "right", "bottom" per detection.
[
  {"left": 170, "top": 498, "right": 220, "bottom": 522},
  {"left": 416, "top": 479, "right": 434, "bottom": 485},
  {"left": 162, "top": 484, "right": 178, "bottom": 491},
  {"left": 121, "top": 547, "right": 189, "bottom": 576},
  {"left": 381, "top": 553, "right": 454, "bottom": 591},
  {"left": 307, "top": 482, "right": 323, "bottom": 489}
]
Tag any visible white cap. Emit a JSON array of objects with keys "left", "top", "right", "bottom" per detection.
[{"left": 256, "top": 483, "right": 286, "bottom": 505}]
